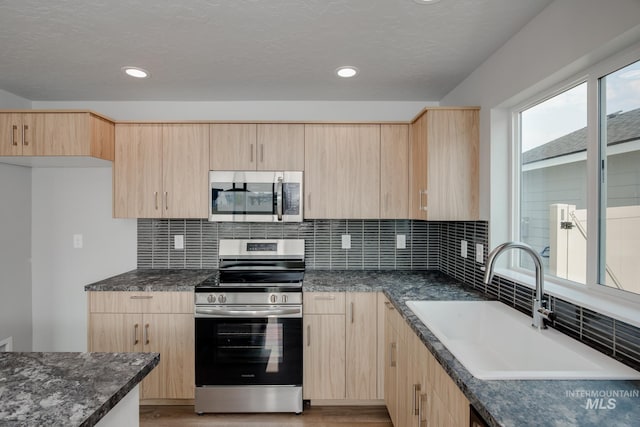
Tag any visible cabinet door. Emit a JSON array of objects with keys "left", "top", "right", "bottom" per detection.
[
  {"left": 383, "top": 299, "right": 398, "bottom": 425},
  {"left": 210, "top": 123, "right": 257, "bottom": 170},
  {"left": 381, "top": 124, "right": 409, "bottom": 219},
  {"left": 162, "top": 124, "right": 209, "bottom": 218},
  {"left": 409, "top": 112, "right": 428, "bottom": 220},
  {"left": 427, "top": 109, "right": 479, "bottom": 220},
  {"left": 113, "top": 124, "right": 163, "bottom": 218},
  {"left": 141, "top": 313, "right": 195, "bottom": 400},
  {"left": 0, "top": 113, "right": 25, "bottom": 156},
  {"left": 35, "top": 113, "right": 89, "bottom": 156},
  {"left": 88, "top": 313, "right": 143, "bottom": 353},
  {"left": 303, "top": 314, "right": 346, "bottom": 399},
  {"left": 346, "top": 292, "right": 378, "bottom": 400},
  {"left": 257, "top": 124, "right": 304, "bottom": 170},
  {"left": 304, "top": 124, "right": 380, "bottom": 219}
]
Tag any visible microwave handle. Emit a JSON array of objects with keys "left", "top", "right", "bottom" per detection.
[{"left": 276, "top": 176, "right": 283, "bottom": 221}]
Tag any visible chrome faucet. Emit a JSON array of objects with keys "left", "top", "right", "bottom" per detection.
[{"left": 483, "top": 241, "right": 555, "bottom": 330}]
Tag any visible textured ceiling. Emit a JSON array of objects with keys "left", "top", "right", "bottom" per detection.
[{"left": 0, "top": 0, "right": 552, "bottom": 101}]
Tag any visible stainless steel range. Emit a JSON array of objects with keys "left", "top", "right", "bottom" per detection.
[{"left": 194, "top": 239, "right": 304, "bottom": 414}]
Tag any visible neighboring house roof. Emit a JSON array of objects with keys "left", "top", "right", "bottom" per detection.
[{"left": 523, "top": 107, "right": 640, "bottom": 164}]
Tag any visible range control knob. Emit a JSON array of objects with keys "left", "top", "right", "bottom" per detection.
[
  {"left": 269, "top": 294, "right": 278, "bottom": 304},
  {"left": 281, "top": 295, "right": 288, "bottom": 303},
  {"left": 207, "top": 294, "right": 216, "bottom": 304},
  {"left": 218, "top": 294, "right": 227, "bottom": 304}
]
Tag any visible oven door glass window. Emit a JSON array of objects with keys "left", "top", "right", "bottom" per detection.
[
  {"left": 211, "top": 182, "right": 275, "bottom": 216},
  {"left": 195, "top": 317, "right": 302, "bottom": 386}
]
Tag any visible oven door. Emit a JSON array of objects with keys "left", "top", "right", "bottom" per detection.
[
  {"left": 209, "top": 171, "right": 302, "bottom": 222},
  {"left": 195, "top": 307, "right": 303, "bottom": 386}
]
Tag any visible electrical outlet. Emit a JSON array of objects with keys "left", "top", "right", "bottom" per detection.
[
  {"left": 73, "top": 234, "right": 83, "bottom": 249},
  {"left": 341, "top": 234, "right": 351, "bottom": 250},
  {"left": 396, "top": 234, "right": 406, "bottom": 249},
  {"left": 476, "top": 243, "right": 484, "bottom": 263},
  {"left": 460, "top": 240, "right": 468, "bottom": 258},
  {"left": 174, "top": 235, "right": 184, "bottom": 250}
]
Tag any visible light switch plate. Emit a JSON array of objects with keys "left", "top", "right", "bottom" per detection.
[
  {"left": 341, "top": 234, "right": 351, "bottom": 250},
  {"left": 460, "top": 240, "right": 468, "bottom": 258},
  {"left": 174, "top": 235, "right": 184, "bottom": 250},
  {"left": 73, "top": 234, "right": 83, "bottom": 249},
  {"left": 476, "top": 243, "right": 484, "bottom": 263},
  {"left": 396, "top": 234, "right": 406, "bottom": 249}
]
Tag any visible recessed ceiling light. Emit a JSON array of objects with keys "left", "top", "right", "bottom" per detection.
[
  {"left": 336, "top": 66, "right": 359, "bottom": 78},
  {"left": 413, "top": 0, "right": 441, "bottom": 4},
  {"left": 122, "top": 66, "right": 150, "bottom": 79}
]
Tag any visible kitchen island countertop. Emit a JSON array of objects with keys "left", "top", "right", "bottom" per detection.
[{"left": 0, "top": 352, "right": 159, "bottom": 427}]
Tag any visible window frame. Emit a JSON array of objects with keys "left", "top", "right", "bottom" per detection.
[{"left": 507, "top": 44, "right": 640, "bottom": 308}]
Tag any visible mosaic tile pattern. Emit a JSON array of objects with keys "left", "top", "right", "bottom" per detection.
[{"left": 138, "top": 219, "right": 440, "bottom": 270}]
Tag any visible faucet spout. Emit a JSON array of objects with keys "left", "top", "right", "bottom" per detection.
[{"left": 483, "top": 241, "right": 552, "bottom": 330}]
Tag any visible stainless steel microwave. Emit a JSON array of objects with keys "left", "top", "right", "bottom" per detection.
[{"left": 209, "top": 171, "right": 303, "bottom": 222}]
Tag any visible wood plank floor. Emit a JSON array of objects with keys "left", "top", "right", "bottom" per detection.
[{"left": 140, "top": 405, "right": 393, "bottom": 427}]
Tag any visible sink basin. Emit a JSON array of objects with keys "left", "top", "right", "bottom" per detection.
[{"left": 406, "top": 300, "right": 640, "bottom": 380}]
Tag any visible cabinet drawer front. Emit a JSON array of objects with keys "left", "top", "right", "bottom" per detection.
[
  {"left": 89, "top": 291, "right": 193, "bottom": 313},
  {"left": 303, "top": 292, "right": 345, "bottom": 314}
]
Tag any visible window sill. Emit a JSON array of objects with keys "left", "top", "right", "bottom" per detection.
[{"left": 493, "top": 268, "right": 640, "bottom": 328}]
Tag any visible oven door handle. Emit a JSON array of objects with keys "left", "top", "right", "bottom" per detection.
[{"left": 195, "top": 307, "right": 302, "bottom": 318}]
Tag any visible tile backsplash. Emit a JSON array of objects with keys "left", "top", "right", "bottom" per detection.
[{"left": 137, "top": 219, "right": 441, "bottom": 270}]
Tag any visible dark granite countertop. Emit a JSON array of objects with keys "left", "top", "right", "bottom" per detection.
[
  {"left": 0, "top": 352, "right": 159, "bottom": 427},
  {"left": 303, "top": 270, "right": 640, "bottom": 427},
  {"left": 81, "top": 268, "right": 640, "bottom": 426},
  {"left": 84, "top": 269, "right": 218, "bottom": 291}
]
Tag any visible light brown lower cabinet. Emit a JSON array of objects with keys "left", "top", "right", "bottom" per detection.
[
  {"left": 303, "top": 292, "right": 381, "bottom": 402},
  {"left": 383, "top": 295, "right": 471, "bottom": 427},
  {"left": 87, "top": 292, "right": 194, "bottom": 401}
]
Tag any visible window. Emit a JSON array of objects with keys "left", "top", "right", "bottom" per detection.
[
  {"left": 513, "top": 52, "right": 640, "bottom": 298},
  {"left": 599, "top": 59, "right": 640, "bottom": 295},
  {"left": 518, "top": 83, "right": 588, "bottom": 284}
]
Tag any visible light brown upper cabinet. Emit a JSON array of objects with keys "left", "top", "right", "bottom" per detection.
[
  {"left": 0, "top": 112, "right": 114, "bottom": 160},
  {"left": 209, "top": 123, "right": 304, "bottom": 171},
  {"left": 409, "top": 108, "right": 479, "bottom": 221},
  {"left": 114, "top": 123, "right": 209, "bottom": 218},
  {"left": 381, "top": 124, "right": 409, "bottom": 219},
  {"left": 304, "top": 124, "right": 380, "bottom": 219}
]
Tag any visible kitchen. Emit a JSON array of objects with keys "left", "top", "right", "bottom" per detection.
[{"left": 1, "top": 1, "right": 640, "bottom": 426}]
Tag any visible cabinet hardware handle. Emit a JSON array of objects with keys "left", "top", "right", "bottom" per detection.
[
  {"left": 23, "top": 125, "right": 29, "bottom": 146},
  {"left": 384, "top": 301, "right": 394, "bottom": 311},
  {"left": 314, "top": 295, "right": 336, "bottom": 301},
  {"left": 390, "top": 342, "right": 396, "bottom": 367},
  {"left": 144, "top": 323, "right": 150, "bottom": 345},
  {"left": 11, "top": 125, "right": 18, "bottom": 146},
  {"left": 419, "top": 189, "right": 428, "bottom": 211},
  {"left": 164, "top": 192, "right": 168, "bottom": 211},
  {"left": 419, "top": 392, "right": 427, "bottom": 427},
  {"left": 307, "top": 325, "right": 310, "bottom": 347},
  {"left": 307, "top": 193, "right": 311, "bottom": 211},
  {"left": 260, "top": 144, "right": 264, "bottom": 163},
  {"left": 130, "top": 295, "right": 153, "bottom": 299},
  {"left": 350, "top": 302, "right": 354, "bottom": 324},
  {"left": 154, "top": 192, "right": 159, "bottom": 210},
  {"left": 413, "top": 383, "right": 421, "bottom": 415},
  {"left": 250, "top": 144, "right": 254, "bottom": 163},
  {"left": 134, "top": 323, "right": 139, "bottom": 345}
]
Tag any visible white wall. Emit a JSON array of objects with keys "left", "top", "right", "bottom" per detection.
[
  {"left": 31, "top": 168, "right": 136, "bottom": 351},
  {"left": 30, "top": 100, "right": 433, "bottom": 122},
  {"left": 0, "top": 89, "right": 32, "bottom": 351},
  {"left": 440, "top": 0, "right": 640, "bottom": 245},
  {"left": 0, "top": 164, "right": 32, "bottom": 351}
]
